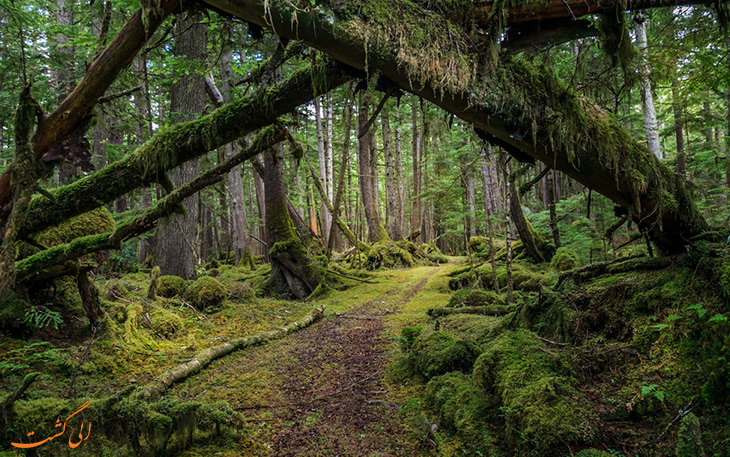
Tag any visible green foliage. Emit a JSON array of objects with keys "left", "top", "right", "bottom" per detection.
[
  {"left": 21, "top": 305, "right": 63, "bottom": 329},
  {"left": 157, "top": 275, "right": 188, "bottom": 298},
  {"left": 183, "top": 276, "right": 227, "bottom": 311},
  {"left": 550, "top": 247, "right": 578, "bottom": 271}
]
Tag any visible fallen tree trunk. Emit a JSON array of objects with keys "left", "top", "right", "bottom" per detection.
[
  {"left": 0, "top": 0, "right": 179, "bottom": 208},
  {"left": 555, "top": 255, "right": 673, "bottom": 288},
  {"left": 17, "top": 61, "right": 350, "bottom": 240},
  {"left": 204, "top": 0, "right": 707, "bottom": 253},
  {"left": 135, "top": 305, "right": 325, "bottom": 402},
  {"left": 427, "top": 306, "right": 513, "bottom": 317}
]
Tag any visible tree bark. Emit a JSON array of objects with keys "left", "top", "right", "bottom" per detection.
[
  {"left": 154, "top": 11, "right": 206, "bottom": 279},
  {"left": 206, "top": 0, "right": 706, "bottom": 253},
  {"left": 328, "top": 94, "right": 355, "bottom": 253},
  {"left": 383, "top": 102, "right": 402, "bottom": 240},
  {"left": 479, "top": 147, "right": 499, "bottom": 293},
  {"left": 410, "top": 100, "right": 422, "bottom": 243},
  {"left": 509, "top": 175, "right": 551, "bottom": 263},
  {"left": 358, "top": 92, "right": 390, "bottom": 243},
  {"left": 315, "top": 96, "right": 331, "bottom": 245},
  {"left": 634, "top": 12, "right": 661, "bottom": 160}
]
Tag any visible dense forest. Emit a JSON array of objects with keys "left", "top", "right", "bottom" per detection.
[{"left": 1, "top": 0, "right": 729, "bottom": 455}]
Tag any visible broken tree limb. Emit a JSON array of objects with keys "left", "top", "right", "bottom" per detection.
[
  {"left": 427, "top": 306, "right": 513, "bottom": 317},
  {"left": 204, "top": 0, "right": 707, "bottom": 254},
  {"left": 14, "top": 127, "right": 287, "bottom": 281},
  {"left": 0, "top": 0, "right": 179, "bottom": 208},
  {"left": 134, "top": 305, "right": 325, "bottom": 402},
  {"left": 17, "top": 61, "right": 351, "bottom": 240}
]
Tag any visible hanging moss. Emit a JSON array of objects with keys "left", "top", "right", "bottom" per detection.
[
  {"left": 183, "top": 276, "right": 226, "bottom": 311},
  {"left": 157, "top": 275, "right": 188, "bottom": 298}
]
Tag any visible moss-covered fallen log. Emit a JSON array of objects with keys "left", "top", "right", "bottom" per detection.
[
  {"left": 205, "top": 0, "right": 707, "bottom": 253},
  {"left": 15, "top": 127, "right": 287, "bottom": 281},
  {"left": 555, "top": 255, "right": 673, "bottom": 288},
  {"left": 427, "top": 306, "right": 513, "bottom": 317},
  {"left": 134, "top": 305, "right": 325, "bottom": 402},
  {"left": 17, "top": 61, "right": 351, "bottom": 239}
]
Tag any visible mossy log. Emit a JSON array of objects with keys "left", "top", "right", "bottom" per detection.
[
  {"left": 135, "top": 305, "right": 324, "bottom": 402},
  {"left": 427, "top": 306, "right": 513, "bottom": 317},
  {"left": 555, "top": 255, "right": 673, "bottom": 288},
  {"left": 14, "top": 127, "right": 286, "bottom": 282},
  {"left": 207, "top": 0, "right": 707, "bottom": 254},
  {"left": 17, "top": 62, "right": 350, "bottom": 240}
]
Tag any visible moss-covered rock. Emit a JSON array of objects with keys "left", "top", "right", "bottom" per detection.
[
  {"left": 157, "top": 275, "right": 188, "bottom": 298},
  {"left": 550, "top": 247, "right": 579, "bottom": 271},
  {"left": 473, "top": 329, "right": 598, "bottom": 454},
  {"left": 448, "top": 289, "right": 506, "bottom": 308},
  {"left": 183, "top": 276, "right": 226, "bottom": 311}
]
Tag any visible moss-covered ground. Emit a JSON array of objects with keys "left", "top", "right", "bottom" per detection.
[{"left": 2, "top": 244, "right": 729, "bottom": 456}]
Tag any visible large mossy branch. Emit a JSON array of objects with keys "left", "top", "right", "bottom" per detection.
[
  {"left": 14, "top": 128, "right": 287, "bottom": 282},
  {"left": 205, "top": 0, "right": 707, "bottom": 253},
  {"left": 18, "top": 62, "right": 350, "bottom": 239}
]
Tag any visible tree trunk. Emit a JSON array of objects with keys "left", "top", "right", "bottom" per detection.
[
  {"left": 265, "top": 143, "right": 323, "bottom": 299},
  {"left": 672, "top": 72, "right": 686, "bottom": 177},
  {"left": 509, "top": 175, "right": 551, "bottom": 263},
  {"left": 634, "top": 12, "right": 661, "bottom": 160},
  {"left": 383, "top": 102, "right": 402, "bottom": 240},
  {"left": 220, "top": 46, "right": 254, "bottom": 268},
  {"left": 328, "top": 93, "right": 355, "bottom": 253},
  {"left": 479, "top": 147, "right": 499, "bottom": 293},
  {"left": 315, "top": 96, "right": 331, "bottom": 245},
  {"left": 154, "top": 11, "right": 207, "bottom": 279},
  {"left": 394, "top": 109, "right": 407, "bottom": 239},
  {"left": 410, "top": 100, "right": 422, "bottom": 243},
  {"left": 213, "top": 0, "right": 707, "bottom": 253},
  {"left": 546, "top": 170, "right": 561, "bottom": 248},
  {"left": 358, "top": 92, "right": 390, "bottom": 243}
]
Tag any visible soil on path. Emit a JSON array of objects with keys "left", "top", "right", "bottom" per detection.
[{"left": 174, "top": 265, "right": 445, "bottom": 456}]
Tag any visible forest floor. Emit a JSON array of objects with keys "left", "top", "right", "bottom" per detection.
[{"left": 171, "top": 262, "right": 460, "bottom": 457}]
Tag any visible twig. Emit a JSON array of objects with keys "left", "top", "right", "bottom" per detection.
[
  {"left": 655, "top": 400, "right": 695, "bottom": 444},
  {"left": 250, "top": 233, "right": 268, "bottom": 247},
  {"left": 538, "top": 336, "right": 569, "bottom": 346}
]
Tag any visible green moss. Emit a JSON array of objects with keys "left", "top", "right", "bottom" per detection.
[
  {"left": 473, "top": 329, "right": 598, "bottom": 453},
  {"left": 448, "top": 289, "right": 506, "bottom": 308},
  {"left": 157, "top": 275, "right": 188, "bottom": 298},
  {"left": 183, "top": 276, "right": 226, "bottom": 311},
  {"left": 0, "top": 292, "right": 28, "bottom": 328},
  {"left": 412, "top": 330, "right": 481, "bottom": 379},
  {"left": 574, "top": 451, "right": 615, "bottom": 457},
  {"left": 676, "top": 412, "right": 706, "bottom": 457},
  {"left": 719, "top": 259, "right": 730, "bottom": 299},
  {"left": 423, "top": 372, "right": 497, "bottom": 454},
  {"left": 19, "top": 207, "right": 115, "bottom": 259},
  {"left": 149, "top": 306, "right": 183, "bottom": 337},
  {"left": 550, "top": 247, "right": 578, "bottom": 272}
]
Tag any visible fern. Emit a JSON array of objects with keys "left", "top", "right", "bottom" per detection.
[{"left": 21, "top": 305, "right": 63, "bottom": 329}]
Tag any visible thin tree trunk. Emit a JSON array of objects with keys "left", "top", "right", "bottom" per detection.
[
  {"left": 479, "top": 147, "right": 499, "bottom": 293},
  {"left": 328, "top": 93, "right": 354, "bottom": 253},
  {"left": 634, "top": 12, "right": 661, "bottom": 160},
  {"left": 394, "top": 109, "right": 407, "bottom": 239},
  {"left": 383, "top": 102, "right": 402, "bottom": 240},
  {"left": 546, "top": 170, "right": 561, "bottom": 248},
  {"left": 410, "top": 100, "right": 421, "bottom": 242},
  {"left": 314, "top": 96, "right": 331, "bottom": 245},
  {"left": 672, "top": 67, "right": 686, "bottom": 176},
  {"left": 358, "top": 92, "right": 390, "bottom": 243}
]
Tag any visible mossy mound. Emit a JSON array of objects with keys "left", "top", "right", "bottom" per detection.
[
  {"left": 149, "top": 306, "right": 184, "bottom": 337},
  {"left": 469, "top": 236, "right": 525, "bottom": 260},
  {"left": 0, "top": 292, "right": 29, "bottom": 329},
  {"left": 157, "top": 275, "right": 188, "bottom": 298},
  {"left": 449, "top": 262, "right": 549, "bottom": 292},
  {"left": 183, "top": 276, "right": 226, "bottom": 311},
  {"left": 676, "top": 412, "right": 706, "bottom": 457},
  {"left": 423, "top": 372, "right": 497, "bottom": 455},
  {"left": 550, "top": 247, "right": 579, "bottom": 271},
  {"left": 448, "top": 289, "right": 506, "bottom": 308},
  {"left": 472, "top": 329, "right": 598, "bottom": 453},
  {"left": 402, "top": 328, "right": 481, "bottom": 379}
]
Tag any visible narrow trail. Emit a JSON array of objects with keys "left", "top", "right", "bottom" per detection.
[{"left": 173, "top": 264, "right": 451, "bottom": 456}]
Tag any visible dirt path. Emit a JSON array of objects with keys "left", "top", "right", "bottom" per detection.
[{"left": 174, "top": 265, "right": 447, "bottom": 456}]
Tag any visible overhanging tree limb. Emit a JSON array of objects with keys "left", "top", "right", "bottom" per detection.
[
  {"left": 17, "top": 61, "right": 351, "bottom": 240},
  {"left": 204, "top": 0, "right": 707, "bottom": 253},
  {"left": 0, "top": 0, "right": 180, "bottom": 208},
  {"left": 15, "top": 127, "right": 288, "bottom": 281}
]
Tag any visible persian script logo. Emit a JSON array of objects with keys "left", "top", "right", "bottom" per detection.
[{"left": 11, "top": 400, "right": 92, "bottom": 449}]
